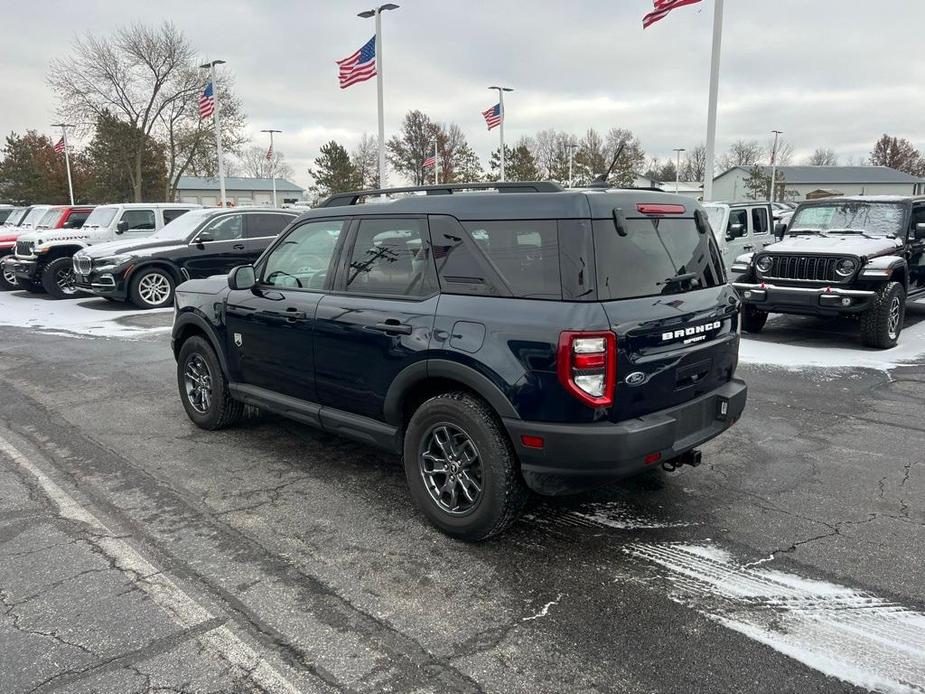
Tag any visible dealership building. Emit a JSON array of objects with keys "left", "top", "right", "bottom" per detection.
[{"left": 175, "top": 176, "right": 305, "bottom": 206}]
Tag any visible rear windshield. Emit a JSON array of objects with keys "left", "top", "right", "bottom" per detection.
[
  {"left": 593, "top": 217, "right": 725, "bottom": 301},
  {"left": 83, "top": 207, "right": 118, "bottom": 229}
]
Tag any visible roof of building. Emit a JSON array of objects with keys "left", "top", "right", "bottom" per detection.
[
  {"left": 715, "top": 165, "right": 924, "bottom": 185},
  {"left": 176, "top": 176, "right": 305, "bottom": 193}
]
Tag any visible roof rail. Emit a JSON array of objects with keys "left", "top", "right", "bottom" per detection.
[{"left": 318, "top": 181, "right": 563, "bottom": 208}]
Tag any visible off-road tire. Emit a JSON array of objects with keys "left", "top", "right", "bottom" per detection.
[
  {"left": 403, "top": 391, "right": 528, "bottom": 541},
  {"left": 41, "top": 257, "right": 82, "bottom": 299},
  {"left": 860, "top": 281, "right": 905, "bottom": 349},
  {"left": 741, "top": 305, "right": 768, "bottom": 333},
  {"left": 130, "top": 268, "right": 175, "bottom": 309},
  {"left": 0, "top": 264, "right": 17, "bottom": 291},
  {"left": 177, "top": 336, "right": 243, "bottom": 430},
  {"left": 17, "top": 278, "right": 44, "bottom": 293}
]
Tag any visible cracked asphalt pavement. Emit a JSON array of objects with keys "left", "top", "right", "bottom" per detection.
[{"left": 0, "top": 297, "right": 923, "bottom": 693}]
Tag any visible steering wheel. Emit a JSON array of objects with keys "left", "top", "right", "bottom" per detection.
[{"left": 265, "top": 270, "right": 303, "bottom": 288}]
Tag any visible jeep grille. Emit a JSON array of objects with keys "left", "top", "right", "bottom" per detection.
[
  {"left": 15, "top": 240, "right": 33, "bottom": 257},
  {"left": 760, "top": 255, "right": 847, "bottom": 283}
]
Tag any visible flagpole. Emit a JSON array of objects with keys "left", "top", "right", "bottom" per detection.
[
  {"left": 261, "top": 128, "right": 282, "bottom": 207},
  {"left": 52, "top": 122, "right": 75, "bottom": 205},
  {"left": 489, "top": 86, "right": 513, "bottom": 182},
  {"left": 702, "top": 0, "right": 724, "bottom": 202},
  {"left": 201, "top": 59, "right": 228, "bottom": 207},
  {"left": 434, "top": 140, "right": 438, "bottom": 185},
  {"left": 358, "top": 5, "right": 398, "bottom": 189}
]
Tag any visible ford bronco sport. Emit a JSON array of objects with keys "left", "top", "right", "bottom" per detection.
[
  {"left": 171, "top": 182, "right": 747, "bottom": 540},
  {"left": 731, "top": 196, "right": 925, "bottom": 348}
]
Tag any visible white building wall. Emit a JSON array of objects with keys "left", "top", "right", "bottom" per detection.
[{"left": 710, "top": 174, "right": 921, "bottom": 203}]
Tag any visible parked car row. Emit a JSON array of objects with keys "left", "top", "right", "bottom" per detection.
[{"left": 0, "top": 203, "right": 297, "bottom": 307}]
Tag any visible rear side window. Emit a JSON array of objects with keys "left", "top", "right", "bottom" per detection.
[
  {"left": 593, "top": 217, "right": 725, "bottom": 301},
  {"left": 246, "top": 213, "right": 295, "bottom": 238},
  {"left": 163, "top": 208, "right": 190, "bottom": 224},
  {"left": 461, "top": 221, "right": 561, "bottom": 299},
  {"left": 345, "top": 218, "right": 436, "bottom": 297}
]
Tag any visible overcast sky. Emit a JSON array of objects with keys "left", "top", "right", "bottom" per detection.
[{"left": 2, "top": 0, "right": 924, "bottom": 190}]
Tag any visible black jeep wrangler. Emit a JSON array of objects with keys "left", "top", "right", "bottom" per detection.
[
  {"left": 731, "top": 196, "right": 925, "bottom": 348},
  {"left": 171, "top": 182, "right": 747, "bottom": 540}
]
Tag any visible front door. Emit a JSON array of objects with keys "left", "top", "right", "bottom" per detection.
[
  {"left": 223, "top": 218, "right": 347, "bottom": 403},
  {"left": 748, "top": 205, "right": 774, "bottom": 251},
  {"left": 314, "top": 217, "right": 439, "bottom": 421},
  {"left": 183, "top": 213, "right": 248, "bottom": 279},
  {"left": 723, "top": 208, "right": 752, "bottom": 261}
]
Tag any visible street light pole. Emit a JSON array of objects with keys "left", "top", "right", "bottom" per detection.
[
  {"left": 51, "top": 123, "right": 75, "bottom": 205},
  {"left": 358, "top": 4, "right": 399, "bottom": 189},
  {"left": 489, "top": 86, "right": 513, "bottom": 181},
  {"left": 567, "top": 142, "right": 578, "bottom": 188},
  {"left": 769, "top": 129, "right": 783, "bottom": 203},
  {"left": 673, "top": 148, "right": 686, "bottom": 193},
  {"left": 200, "top": 59, "right": 227, "bottom": 206},
  {"left": 260, "top": 129, "right": 282, "bottom": 207}
]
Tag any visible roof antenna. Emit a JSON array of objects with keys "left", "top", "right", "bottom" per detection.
[{"left": 587, "top": 141, "right": 626, "bottom": 189}]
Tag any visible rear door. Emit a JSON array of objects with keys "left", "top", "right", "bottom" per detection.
[
  {"left": 593, "top": 211, "right": 739, "bottom": 423},
  {"left": 314, "top": 216, "right": 439, "bottom": 420}
]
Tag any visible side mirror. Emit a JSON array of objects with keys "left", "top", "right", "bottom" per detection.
[
  {"left": 228, "top": 265, "right": 256, "bottom": 291},
  {"left": 774, "top": 222, "right": 786, "bottom": 240},
  {"left": 115, "top": 220, "right": 129, "bottom": 235},
  {"left": 915, "top": 222, "right": 925, "bottom": 240},
  {"left": 196, "top": 231, "right": 214, "bottom": 244}
]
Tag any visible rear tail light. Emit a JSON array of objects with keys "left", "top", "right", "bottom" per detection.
[{"left": 557, "top": 331, "right": 616, "bottom": 407}]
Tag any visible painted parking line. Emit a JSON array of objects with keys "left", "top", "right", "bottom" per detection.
[
  {"left": 626, "top": 542, "right": 925, "bottom": 694},
  {"left": 0, "top": 433, "right": 304, "bottom": 694}
]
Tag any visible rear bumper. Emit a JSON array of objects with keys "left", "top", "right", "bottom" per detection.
[
  {"left": 732, "top": 281, "right": 876, "bottom": 315},
  {"left": 504, "top": 378, "right": 747, "bottom": 495},
  {"left": 2, "top": 256, "right": 40, "bottom": 282}
]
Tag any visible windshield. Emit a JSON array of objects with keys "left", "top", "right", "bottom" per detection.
[
  {"left": 21, "top": 207, "right": 49, "bottom": 229},
  {"left": 37, "top": 209, "right": 63, "bottom": 229},
  {"left": 149, "top": 209, "right": 212, "bottom": 241},
  {"left": 789, "top": 202, "right": 905, "bottom": 236},
  {"left": 3, "top": 208, "right": 27, "bottom": 226},
  {"left": 593, "top": 217, "right": 725, "bottom": 300},
  {"left": 83, "top": 207, "right": 118, "bottom": 229}
]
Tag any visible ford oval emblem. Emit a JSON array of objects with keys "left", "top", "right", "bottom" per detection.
[{"left": 625, "top": 371, "right": 646, "bottom": 387}]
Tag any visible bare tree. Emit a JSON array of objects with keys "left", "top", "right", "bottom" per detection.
[
  {"left": 682, "top": 143, "right": 707, "bottom": 182},
  {"left": 718, "top": 139, "right": 763, "bottom": 171},
  {"left": 604, "top": 128, "right": 646, "bottom": 187},
  {"left": 805, "top": 147, "right": 838, "bottom": 166},
  {"left": 767, "top": 138, "right": 794, "bottom": 166},
  {"left": 870, "top": 134, "right": 925, "bottom": 175},
  {"left": 351, "top": 133, "right": 380, "bottom": 189},
  {"left": 236, "top": 144, "right": 294, "bottom": 180}
]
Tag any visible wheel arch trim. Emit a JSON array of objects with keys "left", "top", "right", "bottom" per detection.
[{"left": 172, "top": 311, "right": 230, "bottom": 377}]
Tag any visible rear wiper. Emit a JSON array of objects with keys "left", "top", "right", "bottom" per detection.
[{"left": 660, "top": 272, "right": 697, "bottom": 285}]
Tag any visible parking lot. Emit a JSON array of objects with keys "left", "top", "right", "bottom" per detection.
[{"left": 0, "top": 289, "right": 922, "bottom": 693}]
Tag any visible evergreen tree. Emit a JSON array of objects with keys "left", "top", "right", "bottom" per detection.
[
  {"left": 308, "top": 141, "right": 360, "bottom": 203},
  {"left": 387, "top": 110, "right": 439, "bottom": 185},
  {"left": 0, "top": 130, "right": 83, "bottom": 204},
  {"left": 83, "top": 111, "right": 167, "bottom": 202}
]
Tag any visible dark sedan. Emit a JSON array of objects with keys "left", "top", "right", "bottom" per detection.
[{"left": 73, "top": 208, "right": 297, "bottom": 308}]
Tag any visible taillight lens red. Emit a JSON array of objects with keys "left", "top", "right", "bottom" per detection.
[{"left": 557, "top": 331, "right": 617, "bottom": 407}]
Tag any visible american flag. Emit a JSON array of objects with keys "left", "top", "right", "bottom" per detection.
[
  {"left": 265, "top": 145, "right": 273, "bottom": 161},
  {"left": 337, "top": 36, "right": 376, "bottom": 89},
  {"left": 482, "top": 103, "right": 502, "bottom": 130},
  {"left": 53, "top": 137, "right": 66, "bottom": 154},
  {"left": 643, "top": 0, "right": 703, "bottom": 28},
  {"left": 199, "top": 82, "right": 215, "bottom": 119},
  {"left": 422, "top": 154, "right": 436, "bottom": 168}
]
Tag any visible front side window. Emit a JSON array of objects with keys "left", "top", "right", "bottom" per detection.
[
  {"left": 261, "top": 219, "right": 344, "bottom": 290},
  {"left": 751, "top": 207, "right": 769, "bottom": 235},
  {"left": 63, "top": 210, "right": 91, "bottom": 228},
  {"left": 726, "top": 209, "right": 748, "bottom": 241},
  {"left": 789, "top": 202, "right": 905, "bottom": 237},
  {"left": 200, "top": 214, "right": 243, "bottom": 241},
  {"left": 594, "top": 216, "right": 725, "bottom": 301},
  {"left": 345, "top": 218, "right": 435, "bottom": 297},
  {"left": 121, "top": 209, "right": 156, "bottom": 231}
]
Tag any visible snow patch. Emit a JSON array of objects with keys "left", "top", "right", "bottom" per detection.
[
  {"left": 626, "top": 542, "right": 925, "bottom": 694},
  {"left": 526, "top": 500, "right": 694, "bottom": 531},
  {"left": 522, "top": 593, "right": 564, "bottom": 622},
  {"left": 0, "top": 292, "right": 171, "bottom": 339}
]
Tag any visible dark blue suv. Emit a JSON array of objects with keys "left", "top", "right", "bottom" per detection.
[{"left": 172, "top": 182, "right": 747, "bottom": 540}]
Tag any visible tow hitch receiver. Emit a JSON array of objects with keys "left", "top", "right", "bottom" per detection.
[{"left": 662, "top": 449, "right": 702, "bottom": 472}]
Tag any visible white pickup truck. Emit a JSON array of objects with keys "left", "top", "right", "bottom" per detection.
[{"left": 4, "top": 203, "right": 200, "bottom": 298}]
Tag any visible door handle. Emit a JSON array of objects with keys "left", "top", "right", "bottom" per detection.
[
  {"left": 284, "top": 307, "right": 307, "bottom": 321},
  {"left": 371, "top": 320, "right": 413, "bottom": 335},
  {"left": 743, "top": 245, "right": 754, "bottom": 251},
  {"left": 233, "top": 243, "right": 245, "bottom": 250}
]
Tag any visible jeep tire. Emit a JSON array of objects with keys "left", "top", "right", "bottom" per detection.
[
  {"left": 177, "top": 336, "right": 243, "bottom": 430},
  {"left": 403, "top": 392, "right": 528, "bottom": 541},
  {"left": 0, "top": 264, "right": 17, "bottom": 291},
  {"left": 741, "top": 305, "right": 769, "bottom": 334},
  {"left": 860, "top": 281, "right": 905, "bottom": 349},
  {"left": 130, "top": 268, "right": 175, "bottom": 309},
  {"left": 42, "top": 257, "right": 82, "bottom": 299}
]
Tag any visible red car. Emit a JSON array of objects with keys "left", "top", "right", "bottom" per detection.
[{"left": 0, "top": 205, "right": 94, "bottom": 290}]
